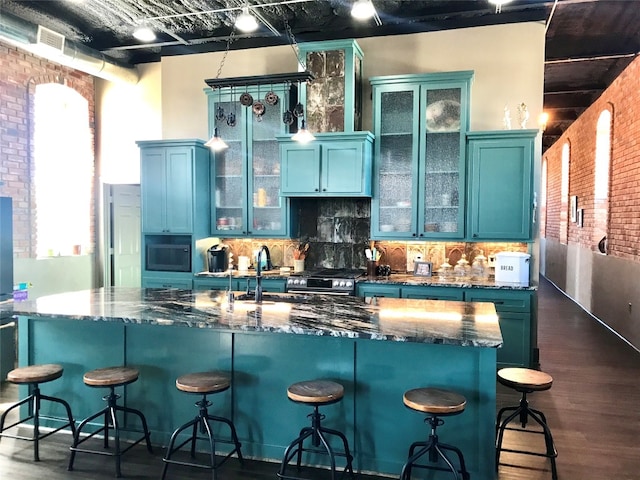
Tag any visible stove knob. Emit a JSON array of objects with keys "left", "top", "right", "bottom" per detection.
[
  {"left": 300, "top": 279, "right": 306, "bottom": 286},
  {"left": 287, "top": 279, "right": 293, "bottom": 285},
  {"left": 346, "top": 281, "right": 353, "bottom": 288},
  {"left": 339, "top": 281, "right": 347, "bottom": 287}
]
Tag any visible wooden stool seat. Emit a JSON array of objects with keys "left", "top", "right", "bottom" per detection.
[
  {"left": 278, "top": 379, "right": 354, "bottom": 480},
  {"left": 175, "top": 371, "right": 230, "bottom": 394},
  {"left": 498, "top": 367, "right": 553, "bottom": 392},
  {"left": 403, "top": 387, "right": 467, "bottom": 415},
  {"left": 83, "top": 366, "right": 139, "bottom": 387},
  {"left": 287, "top": 379, "right": 344, "bottom": 404},
  {"left": 7, "top": 364, "right": 63, "bottom": 384}
]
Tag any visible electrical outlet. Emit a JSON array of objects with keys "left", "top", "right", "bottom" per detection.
[
  {"left": 629, "top": 303, "right": 632, "bottom": 314},
  {"left": 487, "top": 255, "right": 496, "bottom": 267}
]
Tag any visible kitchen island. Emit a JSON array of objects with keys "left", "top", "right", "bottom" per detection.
[{"left": 10, "top": 288, "right": 501, "bottom": 478}]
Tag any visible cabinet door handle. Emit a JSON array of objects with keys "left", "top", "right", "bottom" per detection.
[
  {"left": 494, "top": 301, "right": 505, "bottom": 304},
  {"left": 473, "top": 233, "right": 478, "bottom": 238},
  {"left": 315, "top": 188, "right": 319, "bottom": 192},
  {"left": 412, "top": 233, "right": 417, "bottom": 237},
  {"left": 322, "top": 188, "right": 327, "bottom": 192},
  {"left": 419, "top": 233, "right": 424, "bottom": 237}
]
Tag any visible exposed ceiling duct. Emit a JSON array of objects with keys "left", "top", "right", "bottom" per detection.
[{"left": 0, "top": 10, "right": 139, "bottom": 84}]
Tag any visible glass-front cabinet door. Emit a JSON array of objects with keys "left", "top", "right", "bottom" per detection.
[
  {"left": 370, "top": 72, "right": 472, "bottom": 239},
  {"left": 207, "top": 85, "right": 292, "bottom": 237},
  {"left": 419, "top": 84, "right": 467, "bottom": 238},
  {"left": 371, "top": 84, "right": 420, "bottom": 238}
]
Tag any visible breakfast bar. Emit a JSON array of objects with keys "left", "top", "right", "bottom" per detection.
[{"left": 10, "top": 288, "right": 501, "bottom": 478}]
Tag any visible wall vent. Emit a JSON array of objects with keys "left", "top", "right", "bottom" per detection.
[{"left": 36, "top": 25, "right": 65, "bottom": 54}]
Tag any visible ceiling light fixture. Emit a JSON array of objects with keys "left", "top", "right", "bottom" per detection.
[
  {"left": 235, "top": 6, "right": 259, "bottom": 33},
  {"left": 538, "top": 112, "right": 549, "bottom": 131},
  {"left": 291, "top": 119, "right": 315, "bottom": 144},
  {"left": 133, "top": 25, "right": 156, "bottom": 42},
  {"left": 488, "top": 0, "right": 513, "bottom": 14},
  {"left": 205, "top": 127, "right": 229, "bottom": 151},
  {"left": 351, "top": 0, "right": 382, "bottom": 26}
]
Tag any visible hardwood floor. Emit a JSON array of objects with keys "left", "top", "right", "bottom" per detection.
[{"left": 1, "top": 276, "right": 639, "bottom": 479}]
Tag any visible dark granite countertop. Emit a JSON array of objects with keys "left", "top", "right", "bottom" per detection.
[{"left": 8, "top": 288, "right": 502, "bottom": 348}]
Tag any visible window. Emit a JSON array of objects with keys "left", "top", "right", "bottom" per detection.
[
  {"left": 34, "top": 83, "right": 93, "bottom": 257},
  {"left": 594, "top": 109, "right": 611, "bottom": 252}
]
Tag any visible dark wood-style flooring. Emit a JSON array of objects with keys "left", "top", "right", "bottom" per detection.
[{"left": 1, "top": 276, "right": 639, "bottom": 479}]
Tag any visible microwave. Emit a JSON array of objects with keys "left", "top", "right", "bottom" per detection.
[{"left": 146, "top": 244, "right": 191, "bottom": 272}]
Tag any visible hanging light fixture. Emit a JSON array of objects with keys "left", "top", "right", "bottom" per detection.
[
  {"left": 291, "top": 119, "right": 316, "bottom": 144},
  {"left": 351, "top": 0, "right": 376, "bottom": 19},
  {"left": 133, "top": 24, "right": 156, "bottom": 42},
  {"left": 488, "top": 0, "right": 513, "bottom": 14},
  {"left": 235, "top": 6, "right": 259, "bottom": 33},
  {"left": 205, "top": 127, "right": 229, "bottom": 151}
]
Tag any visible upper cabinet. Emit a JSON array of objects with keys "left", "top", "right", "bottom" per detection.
[
  {"left": 298, "top": 39, "right": 364, "bottom": 133},
  {"left": 279, "top": 132, "right": 374, "bottom": 196},
  {"left": 138, "top": 139, "right": 210, "bottom": 234},
  {"left": 467, "top": 130, "right": 537, "bottom": 240},
  {"left": 206, "top": 84, "right": 294, "bottom": 237},
  {"left": 370, "top": 71, "right": 473, "bottom": 239}
]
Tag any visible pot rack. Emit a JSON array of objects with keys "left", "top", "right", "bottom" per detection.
[{"left": 204, "top": 71, "right": 314, "bottom": 90}]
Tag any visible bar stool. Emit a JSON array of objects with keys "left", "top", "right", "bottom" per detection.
[
  {"left": 68, "top": 366, "right": 152, "bottom": 477},
  {"left": 277, "top": 379, "right": 354, "bottom": 480},
  {"left": 400, "top": 387, "right": 470, "bottom": 480},
  {"left": 0, "top": 364, "right": 75, "bottom": 461},
  {"left": 496, "top": 367, "right": 557, "bottom": 480},
  {"left": 161, "top": 371, "right": 243, "bottom": 480}
]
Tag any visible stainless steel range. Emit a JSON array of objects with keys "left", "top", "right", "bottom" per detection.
[{"left": 285, "top": 268, "right": 366, "bottom": 296}]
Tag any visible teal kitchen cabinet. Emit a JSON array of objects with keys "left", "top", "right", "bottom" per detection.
[
  {"left": 138, "top": 139, "right": 211, "bottom": 288},
  {"left": 370, "top": 72, "right": 472, "bottom": 240},
  {"left": 206, "top": 85, "right": 294, "bottom": 238},
  {"left": 139, "top": 139, "right": 210, "bottom": 234},
  {"left": 194, "top": 276, "right": 286, "bottom": 293},
  {"left": 464, "top": 288, "right": 534, "bottom": 368},
  {"left": 401, "top": 285, "right": 464, "bottom": 301},
  {"left": 356, "top": 283, "right": 400, "bottom": 298},
  {"left": 279, "top": 132, "right": 374, "bottom": 196},
  {"left": 466, "top": 130, "right": 537, "bottom": 240}
]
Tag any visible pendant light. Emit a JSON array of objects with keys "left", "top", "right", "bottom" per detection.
[
  {"left": 488, "top": 0, "right": 513, "bottom": 13},
  {"left": 133, "top": 24, "right": 156, "bottom": 42},
  {"left": 351, "top": 0, "right": 376, "bottom": 20},
  {"left": 205, "top": 127, "right": 229, "bottom": 151},
  {"left": 206, "top": 87, "right": 229, "bottom": 151},
  {"left": 291, "top": 119, "right": 315, "bottom": 144}
]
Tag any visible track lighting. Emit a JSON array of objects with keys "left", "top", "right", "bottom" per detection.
[
  {"left": 488, "top": 0, "right": 513, "bottom": 14},
  {"left": 235, "top": 6, "right": 259, "bottom": 33},
  {"left": 133, "top": 25, "right": 156, "bottom": 42},
  {"left": 351, "top": 0, "right": 376, "bottom": 20}
]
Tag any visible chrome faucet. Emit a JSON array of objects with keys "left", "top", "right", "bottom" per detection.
[{"left": 255, "top": 245, "right": 271, "bottom": 304}]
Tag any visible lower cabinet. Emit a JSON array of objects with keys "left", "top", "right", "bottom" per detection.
[
  {"left": 142, "top": 273, "right": 193, "bottom": 289},
  {"left": 464, "top": 289, "right": 533, "bottom": 369},
  {"left": 356, "top": 283, "right": 400, "bottom": 298},
  {"left": 355, "top": 282, "right": 535, "bottom": 368},
  {"left": 194, "top": 276, "right": 286, "bottom": 292},
  {"left": 401, "top": 285, "right": 464, "bottom": 301}
]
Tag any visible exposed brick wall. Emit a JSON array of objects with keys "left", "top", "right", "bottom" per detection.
[
  {"left": 0, "top": 40, "right": 96, "bottom": 259},
  {"left": 543, "top": 55, "right": 640, "bottom": 260}
]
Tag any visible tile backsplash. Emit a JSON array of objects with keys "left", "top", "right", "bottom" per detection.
[{"left": 220, "top": 198, "right": 529, "bottom": 272}]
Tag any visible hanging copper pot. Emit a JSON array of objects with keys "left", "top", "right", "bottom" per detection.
[
  {"left": 252, "top": 100, "right": 265, "bottom": 116},
  {"left": 239, "top": 92, "right": 253, "bottom": 106},
  {"left": 282, "top": 111, "right": 294, "bottom": 125},
  {"left": 265, "top": 91, "right": 279, "bottom": 106},
  {"left": 292, "top": 102, "right": 304, "bottom": 118}
]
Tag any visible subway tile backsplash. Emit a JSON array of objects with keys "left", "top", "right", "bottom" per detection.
[{"left": 220, "top": 198, "right": 528, "bottom": 272}]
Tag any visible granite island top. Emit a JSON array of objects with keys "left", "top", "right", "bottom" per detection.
[{"left": 9, "top": 288, "right": 502, "bottom": 348}]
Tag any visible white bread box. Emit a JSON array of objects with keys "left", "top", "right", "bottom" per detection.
[{"left": 494, "top": 252, "right": 530, "bottom": 287}]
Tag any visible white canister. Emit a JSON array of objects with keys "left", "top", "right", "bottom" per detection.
[{"left": 238, "top": 256, "right": 250, "bottom": 272}]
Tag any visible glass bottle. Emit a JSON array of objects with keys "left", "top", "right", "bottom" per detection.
[
  {"left": 439, "top": 259, "right": 453, "bottom": 281},
  {"left": 471, "top": 250, "right": 489, "bottom": 281},
  {"left": 454, "top": 254, "right": 471, "bottom": 280}
]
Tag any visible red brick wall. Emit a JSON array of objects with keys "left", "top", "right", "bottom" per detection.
[
  {"left": 543, "top": 55, "right": 640, "bottom": 259},
  {"left": 0, "top": 40, "right": 96, "bottom": 259}
]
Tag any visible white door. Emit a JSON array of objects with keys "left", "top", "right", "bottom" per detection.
[{"left": 111, "top": 184, "right": 141, "bottom": 287}]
